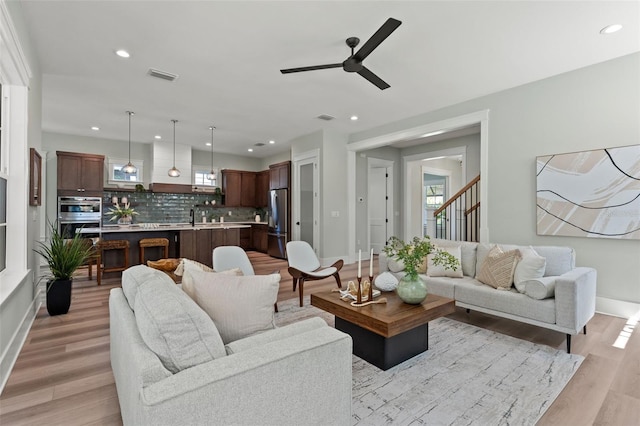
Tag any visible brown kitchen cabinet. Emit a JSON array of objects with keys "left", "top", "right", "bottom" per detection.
[
  {"left": 57, "top": 151, "right": 105, "bottom": 195},
  {"left": 240, "top": 172, "right": 256, "bottom": 207},
  {"left": 255, "top": 170, "right": 269, "bottom": 207},
  {"left": 221, "top": 170, "right": 242, "bottom": 207},
  {"left": 239, "top": 227, "right": 252, "bottom": 250},
  {"left": 180, "top": 228, "right": 242, "bottom": 268},
  {"left": 252, "top": 224, "right": 268, "bottom": 253},
  {"left": 269, "top": 161, "right": 290, "bottom": 190}
]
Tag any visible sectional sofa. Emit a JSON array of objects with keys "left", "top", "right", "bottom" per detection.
[
  {"left": 379, "top": 239, "right": 597, "bottom": 352},
  {"left": 110, "top": 265, "right": 352, "bottom": 425}
]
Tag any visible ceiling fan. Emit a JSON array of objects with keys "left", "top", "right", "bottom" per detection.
[{"left": 280, "top": 18, "right": 402, "bottom": 90}]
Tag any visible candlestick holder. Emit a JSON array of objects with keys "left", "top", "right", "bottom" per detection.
[
  {"left": 368, "top": 275, "right": 374, "bottom": 301},
  {"left": 356, "top": 276, "right": 362, "bottom": 304}
]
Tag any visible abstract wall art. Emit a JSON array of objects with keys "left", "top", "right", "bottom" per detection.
[{"left": 536, "top": 144, "right": 640, "bottom": 240}]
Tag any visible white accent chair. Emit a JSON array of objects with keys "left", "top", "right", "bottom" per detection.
[
  {"left": 212, "top": 245, "right": 278, "bottom": 311},
  {"left": 286, "top": 240, "right": 343, "bottom": 306},
  {"left": 212, "top": 245, "right": 255, "bottom": 276}
]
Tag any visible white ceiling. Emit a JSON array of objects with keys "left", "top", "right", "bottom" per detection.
[{"left": 19, "top": 1, "right": 640, "bottom": 158}]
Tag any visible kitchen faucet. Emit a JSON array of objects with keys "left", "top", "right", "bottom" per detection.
[{"left": 189, "top": 209, "right": 195, "bottom": 226}]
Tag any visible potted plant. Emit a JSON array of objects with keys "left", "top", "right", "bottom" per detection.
[
  {"left": 34, "top": 221, "right": 93, "bottom": 315},
  {"left": 383, "top": 236, "right": 460, "bottom": 304},
  {"left": 107, "top": 199, "right": 138, "bottom": 224}
]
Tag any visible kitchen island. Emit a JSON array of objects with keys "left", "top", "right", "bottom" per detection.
[{"left": 81, "top": 222, "right": 261, "bottom": 269}]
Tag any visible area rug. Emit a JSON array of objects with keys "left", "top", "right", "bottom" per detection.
[{"left": 275, "top": 297, "right": 584, "bottom": 426}]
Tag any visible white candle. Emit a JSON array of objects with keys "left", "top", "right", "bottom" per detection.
[
  {"left": 370, "top": 248, "right": 374, "bottom": 277},
  {"left": 358, "top": 249, "right": 362, "bottom": 278}
]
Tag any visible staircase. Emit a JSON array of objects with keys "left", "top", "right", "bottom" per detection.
[{"left": 433, "top": 175, "right": 480, "bottom": 242}]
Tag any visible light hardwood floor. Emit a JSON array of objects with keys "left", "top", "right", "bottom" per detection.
[{"left": 1, "top": 252, "right": 638, "bottom": 425}]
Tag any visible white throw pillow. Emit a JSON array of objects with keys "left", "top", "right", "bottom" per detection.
[
  {"left": 174, "top": 258, "right": 214, "bottom": 276},
  {"left": 524, "top": 276, "right": 557, "bottom": 300},
  {"left": 374, "top": 272, "right": 399, "bottom": 291},
  {"left": 387, "top": 257, "right": 405, "bottom": 273},
  {"left": 184, "top": 268, "right": 280, "bottom": 343},
  {"left": 427, "top": 246, "right": 463, "bottom": 278},
  {"left": 181, "top": 261, "right": 243, "bottom": 300},
  {"left": 514, "top": 246, "right": 546, "bottom": 293},
  {"left": 134, "top": 281, "right": 227, "bottom": 373}
]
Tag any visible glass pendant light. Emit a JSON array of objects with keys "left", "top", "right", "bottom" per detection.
[
  {"left": 206, "top": 126, "right": 216, "bottom": 181},
  {"left": 168, "top": 119, "right": 181, "bottom": 177},
  {"left": 121, "top": 111, "right": 137, "bottom": 174}
]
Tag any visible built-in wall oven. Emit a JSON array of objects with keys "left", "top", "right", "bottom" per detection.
[{"left": 57, "top": 196, "right": 102, "bottom": 238}]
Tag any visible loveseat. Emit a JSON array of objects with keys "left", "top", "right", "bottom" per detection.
[
  {"left": 379, "top": 239, "right": 597, "bottom": 352},
  {"left": 110, "top": 265, "right": 353, "bottom": 425}
]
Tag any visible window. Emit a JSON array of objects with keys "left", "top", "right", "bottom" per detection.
[
  {"left": 425, "top": 184, "right": 445, "bottom": 208},
  {"left": 193, "top": 169, "right": 218, "bottom": 187},
  {"left": 108, "top": 158, "right": 143, "bottom": 184}
]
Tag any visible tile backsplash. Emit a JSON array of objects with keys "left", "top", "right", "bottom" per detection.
[{"left": 103, "top": 191, "right": 264, "bottom": 224}]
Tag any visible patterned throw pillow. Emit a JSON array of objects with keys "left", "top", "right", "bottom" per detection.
[{"left": 476, "top": 245, "right": 521, "bottom": 290}]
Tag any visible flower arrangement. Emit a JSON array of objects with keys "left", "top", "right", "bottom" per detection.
[
  {"left": 107, "top": 200, "right": 138, "bottom": 222},
  {"left": 382, "top": 236, "right": 460, "bottom": 281}
]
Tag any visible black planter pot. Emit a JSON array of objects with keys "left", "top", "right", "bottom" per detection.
[{"left": 46, "top": 279, "right": 73, "bottom": 316}]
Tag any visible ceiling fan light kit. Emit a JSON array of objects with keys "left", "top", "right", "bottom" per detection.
[{"left": 280, "top": 17, "right": 402, "bottom": 90}]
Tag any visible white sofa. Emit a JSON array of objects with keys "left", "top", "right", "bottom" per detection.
[
  {"left": 379, "top": 239, "right": 597, "bottom": 352},
  {"left": 110, "top": 265, "right": 353, "bottom": 425}
]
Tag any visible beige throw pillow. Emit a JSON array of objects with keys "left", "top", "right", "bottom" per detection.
[
  {"left": 181, "top": 261, "right": 243, "bottom": 300},
  {"left": 476, "top": 245, "right": 521, "bottom": 290},
  {"left": 427, "top": 246, "right": 463, "bottom": 278},
  {"left": 184, "top": 268, "right": 280, "bottom": 344},
  {"left": 174, "top": 258, "right": 214, "bottom": 277}
]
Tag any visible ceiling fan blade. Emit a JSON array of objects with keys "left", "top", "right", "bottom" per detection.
[
  {"left": 357, "top": 66, "right": 390, "bottom": 90},
  {"left": 280, "top": 63, "right": 342, "bottom": 74},
  {"left": 353, "top": 18, "right": 401, "bottom": 62}
]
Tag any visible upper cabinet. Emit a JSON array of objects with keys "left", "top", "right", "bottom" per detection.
[
  {"left": 222, "top": 170, "right": 242, "bottom": 207},
  {"left": 255, "top": 170, "right": 269, "bottom": 208},
  {"left": 269, "top": 161, "right": 290, "bottom": 190},
  {"left": 57, "top": 151, "right": 105, "bottom": 196},
  {"left": 240, "top": 172, "right": 256, "bottom": 207}
]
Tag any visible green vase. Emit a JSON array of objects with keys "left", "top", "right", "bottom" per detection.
[{"left": 396, "top": 275, "right": 428, "bottom": 304}]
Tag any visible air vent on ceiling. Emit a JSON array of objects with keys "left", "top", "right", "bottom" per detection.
[
  {"left": 316, "top": 114, "right": 335, "bottom": 121},
  {"left": 254, "top": 142, "right": 265, "bottom": 147},
  {"left": 148, "top": 68, "right": 179, "bottom": 82}
]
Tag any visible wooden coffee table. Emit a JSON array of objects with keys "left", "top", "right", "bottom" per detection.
[{"left": 311, "top": 290, "right": 455, "bottom": 370}]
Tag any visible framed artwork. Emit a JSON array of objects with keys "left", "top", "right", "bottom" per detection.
[
  {"left": 536, "top": 144, "right": 640, "bottom": 240},
  {"left": 29, "top": 148, "right": 42, "bottom": 206}
]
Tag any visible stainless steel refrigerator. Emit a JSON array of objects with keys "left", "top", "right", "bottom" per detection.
[{"left": 267, "top": 188, "right": 288, "bottom": 259}]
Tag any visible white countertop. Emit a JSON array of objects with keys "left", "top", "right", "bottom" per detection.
[{"left": 79, "top": 221, "right": 266, "bottom": 234}]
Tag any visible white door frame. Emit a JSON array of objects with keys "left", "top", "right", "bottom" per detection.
[
  {"left": 367, "top": 157, "right": 394, "bottom": 252},
  {"left": 403, "top": 146, "right": 466, "bottom": 239},
  {"left": 347, "top": 110, "right": 489, "bottom": 263},
  {"left": 292, "top": 149, "right": 320, "bottom": 253}
]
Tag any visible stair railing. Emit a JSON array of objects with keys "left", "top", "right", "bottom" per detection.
[{"left": 433, "top": 175, "right": 480, "bottom": 242}]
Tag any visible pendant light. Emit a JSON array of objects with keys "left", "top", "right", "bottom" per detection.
[
  {"left": 206, "top": 126, "right": 216, "bottom": 181},
  {"left": 121, "top": 111, "right": 137, "bottom": 174},
  {"left": 167, "top": 119, "right": 181, "bottom": 177}
]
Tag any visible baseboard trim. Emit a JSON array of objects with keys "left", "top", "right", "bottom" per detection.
[
  {"left": 595, "top": 296, "right": 640, "bottom": 319},
  {"left": 0, "top": 288, "right": 41, "bottom": 394}
]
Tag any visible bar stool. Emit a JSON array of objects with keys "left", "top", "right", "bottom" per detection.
[
  {"left": 81, "top": 238, "right": 99, "bottom": 280},
  {"left": 97, "top": 239, "right": 130, "bottom": 285},
  {"left": 139, "top": 238, "right": 170, "bottom": 264}
]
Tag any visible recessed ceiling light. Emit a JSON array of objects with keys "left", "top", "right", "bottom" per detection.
[
  {"left": 154, "top": 135, "right": 162, "bottom": 139},
  {"left": 115, "top": 49, "right": 130, "bottom": 58},
  {"left": 91, "top": 126, "right": 100, "bottom": 131},
  {"left": 600, "top": 24, "right": 622, "bottom": 34},
  {"left": 206, "top": 142, "right": 212, "bottom": 146},
  {"left": 350, "top": 115, "right": 359, "bottom": 121},
  {"left": 269, "top": 140, "right": 275, "bottom": 144},
  {"left": 247, "top": 148, "right": 253, "bottom": 152}
]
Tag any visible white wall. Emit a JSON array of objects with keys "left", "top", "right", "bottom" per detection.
[{"left": 348, "top": 53, "right": 640, "bottom": 310}]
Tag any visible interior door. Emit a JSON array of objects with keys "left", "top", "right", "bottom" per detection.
[
  {"left": 368, "top": 166, "right": 389, "bottom": 254},
  {"left": 293, "top": 150, "right": 319, "bottom": 254}
]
